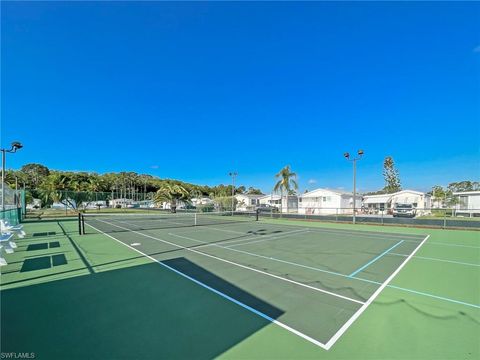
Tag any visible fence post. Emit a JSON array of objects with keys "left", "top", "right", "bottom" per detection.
[{"left": 443, "top": 209, "right": 447, "bottom": 230}]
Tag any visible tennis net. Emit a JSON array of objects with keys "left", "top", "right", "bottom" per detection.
[{"left": 80, "top": 211, "right": 258, "bottom": 235}]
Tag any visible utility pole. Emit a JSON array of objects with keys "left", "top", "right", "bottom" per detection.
[
  {"left": 344, "top": 150, "right": 364, "bottom": 224},
  {"left": 228, "top": 172, "right": 238, "bottom": 214}
]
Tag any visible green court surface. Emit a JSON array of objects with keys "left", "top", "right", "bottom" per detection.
[{"left": 1, "top": 216, "right": 479, "bottom": 359}]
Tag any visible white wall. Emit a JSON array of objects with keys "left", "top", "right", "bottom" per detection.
[
  {"left": 455, "top": 193, "right": 480, "bottom": 210},
  {"left": 298, "top": 189, "right": 360, "bottom": 215},
  {"left": 235, "top": 195, "right": 263, "bottom": 211},
  {"left": 391, "top": 191, "right": 430, "bottom": 211}
]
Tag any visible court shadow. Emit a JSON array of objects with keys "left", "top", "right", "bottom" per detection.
[
  {"left": 20, "top": 254, "right": 68, "bottom": 272},
  {"left": 2, "top": 259, "right": 283, "bottom": 359},
  {"left": 20, "top": 256, "right": 51, "bottom": 272},
  {"left": 32, "top": 232, "right": 57, "bottom": 237},
  {"left": 27, "top": 243, "right": 49, "bottom": 251},
  {"left": 162, "top": 257, "right": 284, "bottom": 319}
]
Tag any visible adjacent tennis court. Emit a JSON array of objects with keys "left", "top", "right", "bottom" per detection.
[{"left": 81, "top": 211, "right": 429, "bottom": 349}]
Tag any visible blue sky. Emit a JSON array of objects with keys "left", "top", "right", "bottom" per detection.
[{"left": 1, "top": 2, "right": 479, "bottom": 193}]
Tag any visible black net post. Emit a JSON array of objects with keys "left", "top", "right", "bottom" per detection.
[
  {"left": 255, "top": 209, "right": 259, "bottom": 221},
  {"left": 78, "top": 213, "right": 82, "bottom": 235},
  {"left": 81, "top": 214, "right": 85, "bottom": 235}
]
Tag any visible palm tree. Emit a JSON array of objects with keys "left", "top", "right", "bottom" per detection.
[
  {"left": 37, "top": 173, "right": 65, "bottom": 208},
  {"left": 273, "top": 165, "right": 298, "bottom": 213},
  {"left": 154, "top": 183, "right": 190, "bottom": 213}
]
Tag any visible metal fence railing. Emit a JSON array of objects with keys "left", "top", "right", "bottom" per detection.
[
  {"left": 0, "top": 182, "right": 25, "bottom": 225},
  {"left": 257, "top": 207, "right": 480, "bottom": 230}
]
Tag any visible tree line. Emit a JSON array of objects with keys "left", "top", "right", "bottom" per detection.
[
  {"left": 4, "top": 163, "right": 263, "bottom": 208},
  {"left": 5, "top": 161, "right": 477, "bottom": 210}
]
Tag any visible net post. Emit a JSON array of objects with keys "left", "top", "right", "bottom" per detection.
[
  {"left": 255, "top": 209, "right": 259, "bottom": 221},
  {"left": 78, "top": 213, "right": 82, "bottom": 235}
]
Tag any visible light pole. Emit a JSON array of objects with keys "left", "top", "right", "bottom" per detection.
[
  {"left": 228, "top": 172, "right": 238, "bottom": 214},
  {"left": 1, "top": 141, "right": 23, "bottom": 211},
  {"left": 344, "top": 149, "right": 364, "bottom": 224}
]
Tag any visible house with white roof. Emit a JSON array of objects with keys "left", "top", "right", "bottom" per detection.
[
  {"left": 298, "top": 188, "right": 362, "bottom": 215},
  {"left": 191, "top": 197, "right": 214, "bottom": 206},
  {"left": 453, "top": 191, "right": 480, "bottom": 217},
  {"left": 362, "top": 190, "right": 431, "bottom": 215},
  {"left": 235, "top": 194, "right": 264, "bottom": 211}
]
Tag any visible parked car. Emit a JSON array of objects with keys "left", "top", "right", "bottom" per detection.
[
  {"left": 393, "top": 203, "right": 416, "bottom": 218},
  {"left": 256, "top": 204, "right": 279, "bottom": 213}
]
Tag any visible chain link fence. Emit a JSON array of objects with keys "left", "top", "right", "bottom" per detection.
[
  {"left": 258, "top": 207, "right": 480, "bottom": 230},
  {"left": 0, "top": 183, "right": 25, "bottom": 225}
]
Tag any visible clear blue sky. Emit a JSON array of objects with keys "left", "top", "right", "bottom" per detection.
[{"left": 1, "top": 2, "right": 479, "bottom": 193}]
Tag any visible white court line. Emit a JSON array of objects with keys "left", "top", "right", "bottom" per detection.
[
  {"left": 390, "top": 252, "right": 480, "bottom": 267},
  {"left": 84, "top": 221, "right": 330, "bottom": 350},
  {"left": 323, "top": 234, "right": 430, "bottom": 350},
  {"left": 99, "top": 219, "right": 365, "bottom": 305}
]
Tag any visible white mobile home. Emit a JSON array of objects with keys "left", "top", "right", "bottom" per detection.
[
  {"left": 235, "top": 194, "right": 264, "bottom": 211},
  {"left": 362, "top": 190, "right": 431, "bottom": 215},
  {"left": 281, "top": 195, "right": 298, "bottom": 213},
  {"left": 258, "top": 194, "right": 282, "bottom": 209},
  {"left": 453, "top": 191, "right": 480, "bottom": 217},
  {"left": 191, "top": 197, "right": 214, "bottom": 206},
  {"left": 298, "top": 188, "right": 361, "bottom": 215}
]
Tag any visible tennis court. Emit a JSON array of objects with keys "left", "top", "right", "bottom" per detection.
[
  {"left": 80, "top": 211, "right": 429, "bottom": 349},
  {"left": 1, "top": 214, "right": 478, "bottom": 359}
]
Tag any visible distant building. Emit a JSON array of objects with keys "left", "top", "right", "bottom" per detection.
[
  {"left": 299, "top": 188, "right": 361, "bottom": 215},
  {"left": 191, "top": 197, "right": 214, "bottom": 206},
  {"left": 110, "top": 198, "right": 135, "bottom": 208},
  {"left": 258, "top": 194, "right": 282, "bottom": 209},
  {"left": 235, "top": 194, "right": 264, "bottom": 211},
  {"left": 362, "top": 190, "right": 431, "bottom": 215},
  {"left": 453, "top": 191, "right": 480, "bottom": 217},
  {"left": 281, "top": 195, "right": 299, "bottom": 213}
]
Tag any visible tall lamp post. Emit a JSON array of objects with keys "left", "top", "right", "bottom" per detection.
[
  {"left": 228, "top": 172, "right": 238, "bottom": 214},
  {"left": 344, "top": 149, "right": 364, "bottom": 224},
  {"left": 1, "top": 141, "right": 23, "bottom": 211}
]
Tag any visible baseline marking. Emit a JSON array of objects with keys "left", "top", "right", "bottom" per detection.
[{"left": 348, "top": 240, "right": 405, "bottom": 278}]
